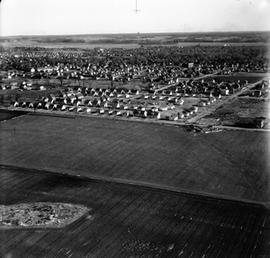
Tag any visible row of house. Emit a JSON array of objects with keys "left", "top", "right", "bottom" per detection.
[{"left": 11, "top": 97, "right": 200, "bottom": 121}]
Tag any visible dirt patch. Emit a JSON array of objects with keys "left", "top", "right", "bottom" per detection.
[
  {"left": 0, "top": 202, "right": 90, "bottom": 229},
  {"left": 122, "top": 239, "right": 174, "bottom": 255},
  {"left": 206, "top": 98, "right": 269, "bottom": 127}
]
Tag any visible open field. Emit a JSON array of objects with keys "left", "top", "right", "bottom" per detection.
[
  {"left": 1, "top": 31, "right": 269, "bottom": 49},
  {"left": 0, "top": 110, "right": 27, "bottom": 121},
  {"left": 205, "top": 72, "right": 267, "bottom": 83},
  {"left": 2, "top": 42, "right": 269, "bottom": 49},
  {"left": 0, "top": 114, "right": 269, "bottom": 202},
  {"left": 0, "top": 165, "right": 269, "bottom": 257},
  {"left": 208, "top": 98, "right": 269, "bottom": 127}
]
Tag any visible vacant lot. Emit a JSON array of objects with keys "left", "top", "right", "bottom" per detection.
[
  {"left": 0, "top": 166, "right": 269, "bottom": 257},
  {"left": 0, "top": 114, "right": 269, "bottom": 202},
  {"left": 205, "top": 72, "right": 266, "bottom": 83},
  {"left": 0, "top": 109, "right": 27, "bottom": 121},
  {"left": 209, "top": 98, "right": 269, "bottom": 127}
]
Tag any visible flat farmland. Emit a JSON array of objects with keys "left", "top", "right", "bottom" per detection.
[
  {"left": 0, "top": 166, "right": 269, "bottom": 257},
  {"left": 0, "top": 114, "right": 269, "bottom": 202},
  {"left": 2, "top": 31, "right": 270, "bottom": 49}
]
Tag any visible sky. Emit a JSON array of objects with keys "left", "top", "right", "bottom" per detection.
[{"left": 0, "top": 0, "right": 270, "bottom": 36}]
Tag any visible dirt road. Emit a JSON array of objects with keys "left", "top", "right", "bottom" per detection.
[{"left": 187, "top": 79, "right": 265, "bottom": 124}]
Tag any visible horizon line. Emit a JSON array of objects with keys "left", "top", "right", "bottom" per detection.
[{"left": 1, "top": 29, "right": 270, "bottom": 38}]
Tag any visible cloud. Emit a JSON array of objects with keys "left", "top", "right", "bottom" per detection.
[{"left": 258, "top": 0, "right": 270, "bottom": 9}]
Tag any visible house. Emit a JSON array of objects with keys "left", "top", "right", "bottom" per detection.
[
  {"left": 143, "top": 110, "right": 148, "bottom": 118},
  {"left": 52, "top": 104, "right": 58, "bottom": 110},
  {"left": 108, "top": 110, "right": 114, "bottom": 115},
  {"left": 77, "top": 107, "right": 84, "bottom": 112},
  {"left": 178, "top": 112, "right": 185, "bottom": 119},
  {"left": 70, "top": 96, "right": 77, "bottom": 104},
  {"left": 175, "top": 98, "right": 184, "bottom": 105},
  {"left": 159, "top": 106, "right": 168, "bottom": 111},
  {"left": 167, "top": 97, "right": 174, "bottom": 102},
  {"left": 49, "top": 94, "right": 56, "bottom": 103},
  {"left": 76, "top": 92, "right": 84, "bottom": 100},
  {"left": 144, "top": 95, "right": 149, "bottom": 99},
  {"left": 45, "top": 102, "right": 52, "bottom": 110},
  {"left": 220, "top": 87, "right": 229, "bottom": 96},
  {"left": 61, "top": 105, "right": 67, "bottom": 111},
  {"left": 90, "top": 108, "right": 97, "bottom": 114},
  {"left": 183, "top": 110, "right": 190, "bottom": 117},
  {"left": 96, "top": 100, "right": 102, "bottom": 107},
  {"left": 252, "top": 90, "right": 262, "bottom": 97},
  {"left": 69, "top": 106, "right": 76, "bottom": 112},
  {"left": 157, "top": 112, "right": 171, "bottom": 120},
  {"left": 10, "top": 82, "right": 18, "bottom": 90},
  {"left": 126, "top": 111, "right": 134, "bottom": 117},
  {"left": 116, "top": 111, "right": 122, "bottom": 116},
  {"left": 37, "top": 102, "right": 43, "bottom": 109},
  {"left": 191, "top": 106, "right": 199, "bottom": 113}
]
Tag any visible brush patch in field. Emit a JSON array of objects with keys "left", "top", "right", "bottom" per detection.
[{"left": 0, "top": 202, "right": 90, "bottom": 229}]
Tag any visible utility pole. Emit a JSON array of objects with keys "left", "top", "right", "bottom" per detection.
[
  {"left": 134, "top": 0, "right": 141, "bottom": 46},
  {"left": 134, "top": 0, "right": 140, "bottom": 13}
]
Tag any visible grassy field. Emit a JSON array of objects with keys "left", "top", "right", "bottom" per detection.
[
  {"left": 209, "top": 98, "right": 269, "bottom": 127},
  {"left": 0, "top": 114, "right": 269, "bottom": 202},
  {"left": 2, "top": 41, "right": 269, "bottom": 50},
  {"left": 0, "top": 166, "right": 269, "bottom": 257},
  {"left": 0, "top": 109, "right": 27, "bottom": 121},
  {"left": 205, "top": 72, "right": 266, "bottom": 83}
]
